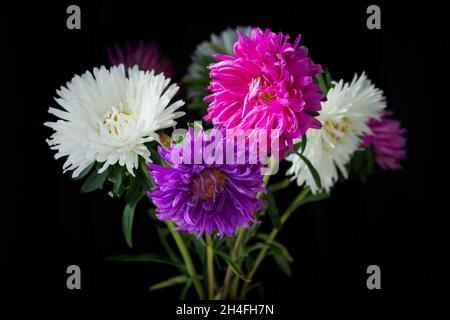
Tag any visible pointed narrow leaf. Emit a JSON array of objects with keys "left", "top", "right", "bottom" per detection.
[
  {"left": 112, "top": 166, "right": 124, "bottom": 196},
  {"left": 157, "top": 228, "right": 182, "bottom": 267},
  {"left": 180, "top": 279, "right": 192, "bottom": 299},
  {"left": 300, "top": 191, "right": 330, "bottom": 206},
  {"left": 297, "top": 153, "right": 322, "bottom": 190},
  {"left": 149, "top": 275, "right": 188, "bottom": 291},
  {"left": 267, "top": 243, "right": 293, "bottom": 263},
  {"left": 272, "top": 254, "right": 292, "bottom": 276},
  {"left": 81, "top": 168, "right": 108, "bottom": 193},
  {"left": 107, "top": 254, "right": 186, "bottom": 269},
  {"left": 283, "top": 188, "right": 311, "bottom": 217},
  {"left": 125, "top": 176, "right": 142, "bottom": 203},
  {"left": 268, "top": 179, "right": 291, "bottom": 193},
  {"left": 73, "top": 162, "right": 95, "bottom": 181},
  {"left": 325, "top": 68, "right": 333, "bottom": 89},
  {"left": 216, "top": 251, "right": 250, "bottom": 282},
  {"left": 266, "top": 193, "right": 282, "bottom": 229},
  {"left": 300, "top": 134, "right": 307, "bottom": 154},
  {"left": 314, "top": 73, "right": 328, "bottom": 95},
  {"left": 122, "top": 203, "right": 135, "bottom": 248}
]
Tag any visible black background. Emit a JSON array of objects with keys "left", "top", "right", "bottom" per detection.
[{"left": 2, "top": 0, "right": 449, "bottom": 303}]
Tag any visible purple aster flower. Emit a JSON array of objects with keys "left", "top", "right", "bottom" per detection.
[
  {"left": 147, "top": 128, "right": 265, "bottom": 237},
  {"left": 363, "top": 110, "right": 407, "bottom": 170},
  {"left": 107, "top": 41, "right": 175, "bottom": 78}
]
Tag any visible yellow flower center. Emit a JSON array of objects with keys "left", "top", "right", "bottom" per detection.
[
  {"left": 261, "top": 91, "right": 275, "bottom": 102},
  {"left": 192, "top": 169, "right": 225, "bottom": 201},
  {"left": 323, "top": 116, "right": 351, "bottom": 145},
  {"left": 102, "top": 110, "right": 134, "bottom": 136}
]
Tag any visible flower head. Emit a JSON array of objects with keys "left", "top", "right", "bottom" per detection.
[
  {"left": 186, "top": 26, "right": 252, "bottom": 97},
  {"left": 148, "top": 128, "right": 265, "bottom": 237},
  {"left": 286, "top": 72, "right": 385, "bottom": 193},
  {"left": 45, "top": 65, "right": 185, "bottom": 177},
  {"left": 204, "top": 28, "right": 323, "bottom": 157},
  {"left": 107, "top": 41, "right": 175, "bottom": 78},
  {"left": 363, "top": 110, "right": 406, "bottom": 170}
]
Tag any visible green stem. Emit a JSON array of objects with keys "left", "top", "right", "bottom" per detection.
[
  {"left": 240, "top": 187, "right": 310, "bottom": 298},
  {"left": 221, "top": 227, "right": 245, "bottom": 299},
  {"left": 205, "top": 234, "right": 215, "bottom": 299},
  {"left": 165, "top": 221, "right": 205, "bottom": 299},
  {"left": 220, "top": 169, "right": 273, "bottom": 299},
  {"left": 230, "top": 274, "right": 240, "bottom": 299}
]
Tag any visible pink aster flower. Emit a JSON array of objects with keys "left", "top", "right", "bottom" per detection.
[
  {"left": 204, "top": 28, "right": 323, "bottom": 158},
  {"left": 363, "top": 110, "right": 407, "bottom": 170},
  {"left": 107, "top": 41, "right": 175, "bottom": 78}
]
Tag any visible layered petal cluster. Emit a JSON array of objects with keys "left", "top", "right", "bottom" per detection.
[
  {"left": 148, "top": 128, "right": 265, "bottom": 237},
  {"left": 363, "top": 110, "right": 407, "bottom": 170},
  {"left": 108, "top": 41, "right": 175, "bottom": 78},
  {"left": 286, "top": 72, "right": 385, "bottom": 193},
  {"left": 45, "top": 65, "right": 185, "bottom": 177},
  {"left": 204, "top": 28, "right": 323, "bottom": 157}
]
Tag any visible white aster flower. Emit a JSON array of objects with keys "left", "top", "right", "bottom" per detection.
[
  {"left": 45, "top": 65, "right": 185, "bottom": 178},
  {"left": 286, "top": 72, "right": 386, "bottom": 193}
]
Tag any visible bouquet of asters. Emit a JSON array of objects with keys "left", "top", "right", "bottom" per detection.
[{"left": 45, "top": 27, "right": 406, "bottom": 299}]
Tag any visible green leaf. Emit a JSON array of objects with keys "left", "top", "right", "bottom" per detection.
[
  {"left": 300, "top": 191, "right": 330, "bottom": 206},
  {"left": 193, "top": 237, "right": 206, "bottom": 264},
  {"left": 268, "top": 179, "right": 291, "bottom": 193},
  {"left": 81, "top": 168, "right": 108, "bottom": 193},
  {"left": 283, "top": 188, "right": 311, "bottom": 217},
  {"left": 324, "top": 68, "right": 333, "bottom": 89},
  {"left": 300, "top": 134, "right": 307, "bottom": 154},
  {"left": 73, "top": 162, "right": 95, "bottom": 181},
  {"left": 254, "top": 235, "right": 293, "bottom": 262},
  {"left": 107, "top": 254, "right": 186, "bottom": 269},
  {"left": 216, "top": 251, "right": 250, "bottom": 282},
  {"left": 125, "top": 176, "right": 142, "bottom": 204},
  {"left": 112, "top": 166, "right": 124, "bottom": 197},
  {"left": 122, "top": 193, "right": 146, "bottom": 249},
  {"left": 244, "top": 254, "right": 255, "bottom": 272},
  {"left": 266, "top": 193, "right": 282, "bottom": 229},
  {"left": 297, "top": 153, "right": 322, "bottom": 190},
  {"left": 269, "top": 243, "right": 293, "bottom": 262},
  {"left": 305, "top": 111, "right": 320, "bottom": 117},
  {"left": 157, "top": 228, "right": 182, "bottom": 267},
  {"left": 239, "top": 242, "right": 267, "bottom": 260},
  {"left": 187, "top": 102, "right": 209, "bottom": 110},
  {"left": 180, "top": 279, "right": 192, "bottom": 299},
  {"left": 149, "top": 275, "right": 188, "bottom": 291},
  {"left": 272, "top": 254, "right": 292, "bottom": 276},
  {"left": 314, "top": 73, "right": 328, "bottom": 95}
]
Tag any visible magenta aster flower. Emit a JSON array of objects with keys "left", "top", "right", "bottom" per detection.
[
  {"left": 147, "top": 128, "right": 265, "bottom": 237},
  {"left": 107, "top": 41, "right": 175, "bottom": 78},
  {"left": 363, "top": 110, "right": 407, "bottom": 170},
  {"left": 204, "top": 28, "right": 323, "bottom": 157}
]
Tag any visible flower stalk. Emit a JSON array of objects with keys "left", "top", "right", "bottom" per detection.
[
  {"left": 206, "top": 234, "right": 215, "bottom": 299},
  {"left": 240, "top": 187, "right": 310, "bottom": 298},
  {"left": 221, "top": 168, "right": 272, "bottom": 299},
  {"left": 166, "top": 221, "right": 205, "bottom": 299}
]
